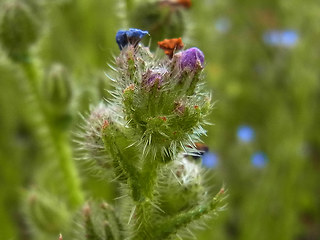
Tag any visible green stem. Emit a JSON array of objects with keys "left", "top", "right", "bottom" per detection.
[
  {"left": 132, "top": 156, "right": 160, "bottom": 240},
  {"left": 21, "top": 60, "right": 84, "bottom": 209},
  {"left": 139, "top": 157, "right": 159, "bottom": 200},
  {"left": 21, "top": 60, "right": 47, "bottom": 117},
  {"left": 52, "top": 131, "right": 84, "bottom": 207},
  {"left": 102, "top": 125, "right": 141, "bottom": 201}
]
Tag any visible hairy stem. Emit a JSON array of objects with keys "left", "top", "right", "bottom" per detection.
[
  {"left": 52, "top": 130, "right": 84, "bottom": 207},
  {"left": 21, "top": 60, "right": 84, "bottom": 209},
  {"left": 132, "top": 156, "right": 160, "bottom": 240},
  {"left": 102, "top": 125, "right": 142, "bottom": 201}
]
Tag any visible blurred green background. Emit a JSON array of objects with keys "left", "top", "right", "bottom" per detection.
[{"left": 0, "top": 0, "right": 319, "bottom": 239}]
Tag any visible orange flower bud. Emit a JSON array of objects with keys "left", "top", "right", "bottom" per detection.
[
  {"left": 159, "top": 0, "right": 192, "bottom": 9},
  {"left": 158, "top": 37, "right": 184, "bottom": 58},
  {"left": 177, "top": 0, "right": 192, "bottom": 8}
]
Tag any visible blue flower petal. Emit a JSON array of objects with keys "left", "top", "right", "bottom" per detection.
[
  {"left": 251, "top": 152, "right": 268, "bottom": 168},
  {"left": 127, "top": 28, "right": 149, "bottom": 39},
  {"left": 115, "top": 28, "right": 148, "bottom": 50},
  {"left": 202, "top": 152, "right": 218, "bottom": 168},
  {"left": 237, "top": 125, "right": 255, "bottom": 143},
  {"left": 263, "top": 30, "right": 299, "bottom": 47},
  {"left": 116, "top": 30, "right": 128, "bottom": 50}
]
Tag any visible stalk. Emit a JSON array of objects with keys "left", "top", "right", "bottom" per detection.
[
  {"left": 132, "top": 156, "right": 160, "bottom": 240},
  {"left": 21, "top": 60, "right": 84, "bottom": 209}
]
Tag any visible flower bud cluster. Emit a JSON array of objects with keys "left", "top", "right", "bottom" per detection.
[{"left": 112, "top": 30, "right": 210, "bottom": 158}]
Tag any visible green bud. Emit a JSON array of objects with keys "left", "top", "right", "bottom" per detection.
[
  {"left": 26, "top": 190, "right": 71, "bottom": 234},
  {"left": 72, "top": 201, "right": 119, "bottom": 240},
  {"left": 43, "top": 64, "right": 72, "bottom": 110},
  {"left": 158, "top": 155, "right": 204, "bottom": 215},
  {"left": 41, "top": 63, "right": 73, "bottom": 128},
  {"left": 83, "top": 204, "right": 101, "bottom": 240},
  {"left": 76, "top": 103, "right": 118, "bottom": 175},
  {"left": 114, "top": 41, "right": 210, "bottom": 158},
  {"left": 103, "top": 221, "right": 114, "bottom": 240},
  {"left": 0, "top": 1, "right": 40, "bottom": 61}
]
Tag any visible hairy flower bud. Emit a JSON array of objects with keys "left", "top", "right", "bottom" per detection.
[
  {"left": 71, "top": 201, "right": 119, "bottom": 240},
  {"left": 142, "top": 70, "right": 166, "bottom": 90},
  {"left": 26, "top": 190, "right": 70, "bottom": 234},
  {"left": 76, "top": 103, "right": 119, "bottom": 173},
  {"left": 43, "top": 64, "right": 72, "bottom": 112},
  {"left": 180, "top": 47, "right": 205, "bottom": 72},
  {"left": 158, "top": 155, "right": 204, "bottom": 215},
  {"left": 0, "top": 1, "right": 40, "bottom": 61}
]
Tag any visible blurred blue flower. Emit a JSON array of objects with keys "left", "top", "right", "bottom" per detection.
[
  {"left": 202, "top": 151, "right": 218, "bottom": 168},
  {"left": 263, "top": 30, "right": 299, "bottom": 47},
  {"left": 237, "top": 125, "right": 255, "bottom": 143},
  {"left": 214, "top": 17, "right": 231, "bottom": 33},
  {"left": 251, "top": 152, "right": 268, "bottom": 168},
  {"left": 116, "top": 28, "right": 148, "bottom": 50}
]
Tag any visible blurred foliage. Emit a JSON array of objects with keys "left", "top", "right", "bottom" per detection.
[{"left": 0, "top": 0, "right": 319, "bottom": 239}]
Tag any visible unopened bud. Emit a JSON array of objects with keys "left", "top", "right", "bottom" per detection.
[
  {"left": 174, "top": 101, "right": 186, "bottom": 115},
  {"left": 77, "top": 103, "right": 118, "bottom": 170},
  {"left": 158, "top": 156, "right": 204, "bottom": 215},
  {"left": 27, "top": 191, "right": 70, "bottom": 234},
  {"left": 180, "top": 47, "right": 205, "bottom": 72},
  {"left": 0, "top": 1, "right": 40, "bottom": 61},
  {"left": 142, "top": 70, "right": 165, "bottom": 90},
  {"left": 43, "top": 64, "right": 72, "bottom": 110},
  {"left": 83, "top": 203, "right": 91, "bottom": 218}
]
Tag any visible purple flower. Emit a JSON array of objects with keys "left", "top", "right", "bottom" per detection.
[
  {"left": 251, "top": 152, "right": 268, "bottom": 168},
  {"left": 237, "top": 125, "right": 255, "bottom": 143},
  {"left": 116, "top": 28, "right": 148, "bottom": 50},
  {"left": 202, "top": 151, "right": 218, "bottom": 168},
  {"left": 180, "top": 47, "right": 205, "bottom": 72},
  {"left": 142, "top": 70, "right": 165, "bottom": 89},
  {"left": 263, "top": 30, "right": 299, "bottom": 47}
]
